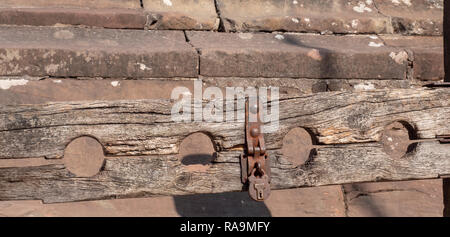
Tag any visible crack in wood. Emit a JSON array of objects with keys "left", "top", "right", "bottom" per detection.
[{"left": 0, "top": 88, "right": 448, "bottom": 203}]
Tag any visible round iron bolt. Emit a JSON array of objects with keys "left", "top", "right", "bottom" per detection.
[
  {"left": 250, "top": 127, "right": 260, "bottom": 137},
  {"left": 250, "top": 103, "right": 258, "bottom": 114}
]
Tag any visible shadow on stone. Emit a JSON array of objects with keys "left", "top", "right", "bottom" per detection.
[
  {"left": 283, "top": 34, "right": 336, "bottom": 80},
  {"left": 348, "top": 183, "right": 385, "bottom": 217},
  {"left": 173, "top": 192, "right": 272, "bottom": 217}
]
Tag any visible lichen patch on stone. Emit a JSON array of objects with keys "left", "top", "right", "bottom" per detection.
[
  {"left": 111, "top": 81, "right": 120, "bottom": 87},
  {"left": 354, "top": 82, "right": 376, "bottom": 91},
  {"left": 389, "top": 51, "right": 409, "bottom": 64},
  {"left": 368, "top": 42, "right": 384, "bottom": 47},
  {"left": 45, "top": 64, "right": 60, "bottom": 73},
  {"left": 136, "top": 63, "right": 151, "bottom": 71},
  {"left": 392, "top": 0, "right": 412, "bottom": 6},
  {"left": 275, "top": 34, "right": 285, "bottom": 40},
  {"left": 163, "top": 0, "right": 173, "bottom": 7},
  {"left": 353, "top": 2, "right": 373, "bottom": 13},
  {"left": 0, "top": 79, "right": 28, "bottom": 90},
  {"left": 307, "top": 49, "right": 322, "bottom": 61},
  {"left": 352, "top": 19, "right": 360, "bottom": 29}
]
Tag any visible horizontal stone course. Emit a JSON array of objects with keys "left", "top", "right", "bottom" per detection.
[
  {"left": 216, "top": 0, "right": 391, "bottom": 34},
  {"left": 0, "top": 26, "right": 198, "bottom": 78},
  {"left": 0, "top": 26, "right": 442, "bottom": 80},
  {"left": 187, "top": 31, "right": 409, "bottom": 79},
  {"left": 0, "top": 0, "right": 444, "bottom": 35},
  {"left": 0, "top": 8, "right": 146, "bottom": 29},
  {"left": 216, "top": 0, "right": 443, "bottom": 35},
  {"left": 0, "top": 0, "right": 141, "bottom": 9}
]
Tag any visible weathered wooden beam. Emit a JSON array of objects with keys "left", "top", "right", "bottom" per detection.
[
  {"left": 0, "top": 141, "right": 448, "bottom": 203},
  {"left": 0, "top": 87, "right": 448, "bottom": 203},
  {"left": 0, "top": 88, "right": 448, "bottom": 159}
]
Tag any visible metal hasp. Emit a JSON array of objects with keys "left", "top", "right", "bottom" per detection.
[{"left": 240, "top": 97, "right": 271, "bottom": 201}]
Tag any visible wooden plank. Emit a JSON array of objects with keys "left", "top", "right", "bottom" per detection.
[
  {"left": 0, "top": 88, "right": 448, "bottom": 159},
  {"left": 0, "top": 141, "right": 448, "bottom": 203},
  {"left": 0, "top": 87, "right": 448, "bottom": 203}
]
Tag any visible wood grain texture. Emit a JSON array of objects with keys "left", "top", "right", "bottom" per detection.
[
  {"left": 0, "top": 88, "right": 448, "bottom": 159},
  {"left": 0, "top": 87, "right": 449, "bottom": 203},
  {"left": 0, "top": 141, "right": 448, "bottom": 203}
]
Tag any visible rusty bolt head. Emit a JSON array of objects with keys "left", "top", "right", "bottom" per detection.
[
  {"left": 250, "top": 127, "right": 260, "bottom": 137},
  {"left": 249, "top": 103, "right": 258, "bottom": 114}
]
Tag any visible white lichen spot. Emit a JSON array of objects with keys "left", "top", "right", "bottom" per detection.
[
  {"left": 111, "top": 81, "right": 120, "bottom": 87},
  {"left": 163, "top": 0, "right": 173, "bottom": 6},
  {"left": 304, "top": 18, "right": 311, "bottom": 23},
  {"left": 238, "top": 33, "right": 253, "bottom": 40},
  {"left": 307, "top": 49, "right": 322, "bottom": 61},
  {"left": 401, "top": 0, "right": 412, "bottom": 6},
  {"left": 353, "top": 2, "right": 372, "bottom": 13},
  {"left": 136, "top": 63, "right": 151, "bottom": 71},
  {"left": 351, "top": 19, "right": 359, "bottom": 29},
  {"left": 293, "top": 0, "right": 298, "bottom": 4},
  {"left": 53, "top": 30, "right": 74, "bottom": 40},
  {"left": 52, "top": 80, "right": 62, "bottom": 84},
  {"left": 389, "top": 51, "right": 408, "bottom": 64},
  {"left": 292, "top": 18, "right": 299, "bottom": 23},
  {"left": 275, "top": 34, "right": 285, "bottom": 40},
  {"left": 369, "top": 35, "right": 378, "bottom": 39},
  {"left": 365, "top": 0, "right": 373, "bottom": 5},
  {"left": 392, "top": 0, "right": 411, "bottom": 5},
  {"left": 45, "top": 64, "right": 60, "bottom": 73},
  {"left": 0, "top": 79, "right": 28, "bottom": 90},
  {"left": 368, "top": 41, "right": 384, "bottom": 47},
  {"left": 354, "top": 82, "right": 376, "bottom": 91},
  {"left": 331, "top": 22, "right": 338, "bottom": 26},
  {"left": 0, "top": 49, "right": 22, "bottom": 61},
  {"left": 43, "top": 50, "right": 56, "bottom": 59}
]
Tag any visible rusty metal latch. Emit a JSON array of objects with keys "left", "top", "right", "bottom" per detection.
[{"left": 240, "top": 97, "right": 271, "bottom": 201}]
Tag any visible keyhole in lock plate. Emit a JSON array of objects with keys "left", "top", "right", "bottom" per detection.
[{"left": 255, "top": 183, "right": 264, "bottom": 200}]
